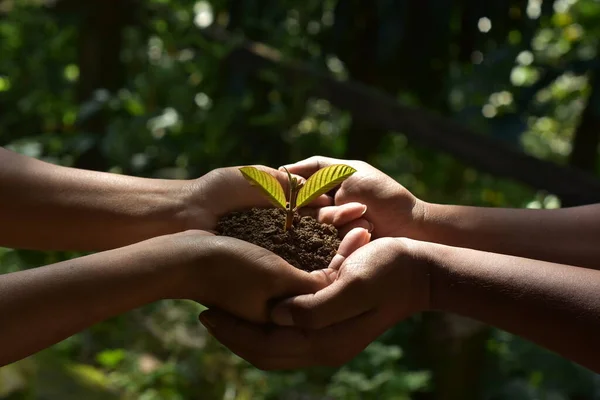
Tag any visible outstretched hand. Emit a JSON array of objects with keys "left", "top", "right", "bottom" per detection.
[
  {"left": 198, "top": 237, "right": 430, "bottom": 369},
  {"left": 183, "top": 165, "right": 370, "bottom": 233},
  {"left": 180, "top": 227, "right": 372, "bottom": 323},
  {"left": 173, "top": 163, "right": 374, "bottom": 323},
  {"left": 280, "top": 156, "right": 424, "bottom": 238}
]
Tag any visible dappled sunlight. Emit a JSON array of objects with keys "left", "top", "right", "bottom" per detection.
[{"left": 1, "top": 0, "right": 599, "bottom": 398}]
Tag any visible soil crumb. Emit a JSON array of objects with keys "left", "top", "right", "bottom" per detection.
[{"left": 216, "top": 208, "right": 340, "bottom": 272}]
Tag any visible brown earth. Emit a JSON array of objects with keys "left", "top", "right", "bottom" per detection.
[{"left": 216, "top": 207, "right": 340, "bottom": 272}]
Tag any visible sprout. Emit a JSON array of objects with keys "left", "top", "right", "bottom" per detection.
[{"left": 239, "top": 164, "right": 356, "bottom": 231}]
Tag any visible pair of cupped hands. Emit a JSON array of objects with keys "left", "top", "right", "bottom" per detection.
[{"left": 167, "top": 156, "right": 428, "bottom": 370}]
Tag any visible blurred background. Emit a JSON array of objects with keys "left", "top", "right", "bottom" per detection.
[{"left": 1, "top": 0, "right": 600, "bottom": 398}]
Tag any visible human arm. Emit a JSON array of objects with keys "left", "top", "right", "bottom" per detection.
[
  {"left": 199, "top": 238, "right": 600, "bottom": 373},
  {"left": 426, "top": 240, "right": 600, "bottom": 372},
  {"left": 0, "top": 147, "right": 355, "bottom": 251},
  {"left": 0, "top": 228, "right": 368, "bottom": 367},
  {"left": 0, "top": 146, "right": 187, "bottom": 250},
  {"left": 416, "top": 202, "right": 600, "bottom": 269},
  {"left": 283, "top": 156, "right": 600, "bottom": 268}
]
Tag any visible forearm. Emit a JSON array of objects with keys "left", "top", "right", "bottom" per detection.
[
  {"left": 422, "top": 241, "right": 600, "bottom": 372},
  {"left": 0, "top": 235, "right": 189, "bottom": 366},
  {"left": 416, "top": 202, "right": 600, "bottom": 268},
  {"left": 0, "top": 147, "right": 189, "bottom": 251}
]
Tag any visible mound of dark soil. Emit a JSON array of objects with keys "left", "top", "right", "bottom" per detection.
[{"left": 216, "top": 208, "right": 340, "bottom": 272}]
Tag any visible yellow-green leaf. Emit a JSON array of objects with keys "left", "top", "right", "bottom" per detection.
[
  {"left": 296, "top": 164, "right": 356, "bottom": 209},
  {"left": 239, "top": 166, "right": 287, "bottom": 209}
]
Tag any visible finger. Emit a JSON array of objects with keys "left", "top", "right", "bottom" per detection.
[
  {"left": 279, "top": 156, "right": 342, "bottom": 178},
  {"left": 270, "top": 168, "right": 332, "bottom": 208},
  {"left": 329, "top": 227, "right": 371, "bottom": 270},
  {"left": 199, "top": 310, "right": 312, "bottom": 365},
  {"left": 305, "top": 308, "right": 391, "bottom": 368},
  {"left": 200, "top": 308, "right": 390, "bottom": 370},
  {"left": 337, "top": 218, "right": 373, "bottom": 237},
  {"left": 271, "top": 272, "right": 371, "bottom": 329},
  {"left": 277, "top": 226, "right": 370, "bottom": 297},
  {"left": 177, "top": 229, "right": 215, "bottom": 237},
  {"left": 298, "top": 202, "right": 367, "bottom": 227},
  {"left": 277, "top": 259, "right": 333, "bottom": 296},
  {"left": 305, "top": 194, "right": 333, "bottom": 208}
]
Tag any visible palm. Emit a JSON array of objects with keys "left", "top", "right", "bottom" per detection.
[{"left": 186, "top": 235, "right": 324, "bottom": 323}]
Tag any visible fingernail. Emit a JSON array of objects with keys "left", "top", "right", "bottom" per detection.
[
  {"left": 361, "top": 205, "right": 368, "bottom": 216},
  {"left": 199, "top": 314, "right": 216, "bottom": 330},
  {"left": 368, "top": 221, "right": 375, "bottom": 233},
  {"left": 272, "top": 307, "right": 294, "bottom": 326}
]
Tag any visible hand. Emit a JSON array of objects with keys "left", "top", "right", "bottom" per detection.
[
  {"left": 172, "top": 227, "right": 372, "bottom": 323},
  {"left": 197, "top": 237, "right": 431, "bottom": 369},
  {"left": 280, "top": 156, "right": 424, "bottom": 238},
  {"left": 182, "top": 165, "right": 370, "bottom": 234}
]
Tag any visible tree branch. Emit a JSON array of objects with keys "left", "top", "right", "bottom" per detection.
[{"left": 202, "top": 27, "right": 600, "bottom": 205}]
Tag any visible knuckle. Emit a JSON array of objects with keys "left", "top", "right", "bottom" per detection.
[
  {"left": 343, "top": 272, "right": 370, "bottom": 291},
  {"left": 311, "top": 155, "right": 330, "bottom": 168}
]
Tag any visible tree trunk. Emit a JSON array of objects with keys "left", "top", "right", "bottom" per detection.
[
  {"left": 568, "top": 70, "right": 600, "bottom": 180},
  {"left": 74, "top": 0, "right": 135, "bottom": 171}
]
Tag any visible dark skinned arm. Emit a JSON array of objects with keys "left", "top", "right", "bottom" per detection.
[
  {"left": 0, "top": 147, "right": 187, "bottom": 251},
  {"left": 0, "top": 231, "right": 338, "bottom": 367},
  {"left": 425, "top": 240, "right": 600, "bottom": 372},
  {"left": 416, "top": 203, "right": 600, "bottom": 269},
  {"left": 196, "top": 238, "right": 600, "bottom": 373}
]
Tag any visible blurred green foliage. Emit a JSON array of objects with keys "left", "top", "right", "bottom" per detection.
[{"left": 1, "top": 0, "right": 599, "bottom": 398}]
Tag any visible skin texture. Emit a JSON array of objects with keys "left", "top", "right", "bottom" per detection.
[
  {"left": 418, "top": 202, "right": 600, "bottom": 269},
  {"left": 281, "top": 155, "right": 600, "bottom": 268},
  {"left": 200, "top": 239, "right": 600, "bottom": 373},
  {"left": 0, "top": 231, "right": 344, "bottom": 366},
  {"left": 280, "top": 156, "right": 421, "bottom": 239},
  {"left": 0, "top": 147, "right": 370, "bottom": 251},
  {"left": 0, "top": 148, "right": 371, "bottom": 366},
  {"left": 0, "top": 229, "right": 369, "bottom": 366},
  {"left": 200, "top": 156, "right": 600, "bottom": 373}
]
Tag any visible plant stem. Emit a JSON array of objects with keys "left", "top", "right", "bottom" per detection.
[
  {"left": 282, "top": 167, "right": 300, "bottom": 232},
  {"left": 285, "top": 208, "right": 294, "bottom": 231}
]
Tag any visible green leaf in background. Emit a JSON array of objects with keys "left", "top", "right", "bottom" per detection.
[
  {"left": 296, "top": 164, "right": 356, "bottom": 209},
  {"left": 239, "top": 166, "right": 287, "bottom": 209},
  {"left": 95, "top": 349, "right": 126, "bottom": 369}
]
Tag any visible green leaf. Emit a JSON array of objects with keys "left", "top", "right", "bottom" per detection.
[
  {"left": 95, "top": 349, "right": 126, "bottom": 369},
  {"left": 239, "top": 166, "right": 287, "bottom": 209},
  {"left": 296, "top": 164, "right": 356, "bottom": 209}
]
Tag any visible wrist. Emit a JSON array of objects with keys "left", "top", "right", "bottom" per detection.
[
  {"left": 390, "top": 237, "right": 434, "bottom": 314},
  {"left": 161, "top": 230, "right": 217, "bottom": 301},
  {"left": 102, "top": 234, "right": 200, "bottom": 304},
  {"left": 177, "top": 176, "right": 215, "bottom": 231},
  {"left": 413, "top": 240, "right": 460, "bottom": 313},
  {"left": 406, "top": 199, "right": 429, "bottom": 239},
  {"left": 108, "top": 177, "right": 191, "bottom": 243},
  {"left": 409, "top": 201, "right": 449, "bottom": 243}
]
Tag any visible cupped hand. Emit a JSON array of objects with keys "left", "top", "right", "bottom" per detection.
[
  {"left": 183, "top": 165, "right": 369, "bottom": 233},
  {"left": 280, "top": 156, "right": 424, "bottom": 238},
  {"left": 197, "top": 237, "right": 431, "bottom": 369},
  {"left": 171, "top": 227, "right": 372, "bottom": 324}
]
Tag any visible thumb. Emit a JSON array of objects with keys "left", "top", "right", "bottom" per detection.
[
  {"left": 271, "top": 227, "right": 371, "bottom": 328},
  {"left": 271, "top": 272, "right": 371, "bottom": 329},
  {"left": 278, "top": 226, "right": 370, "bottom": 295}
]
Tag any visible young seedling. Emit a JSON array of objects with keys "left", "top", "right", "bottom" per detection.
[{"left": 239, "top": 164, "right": 357, "bottom": 231}]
